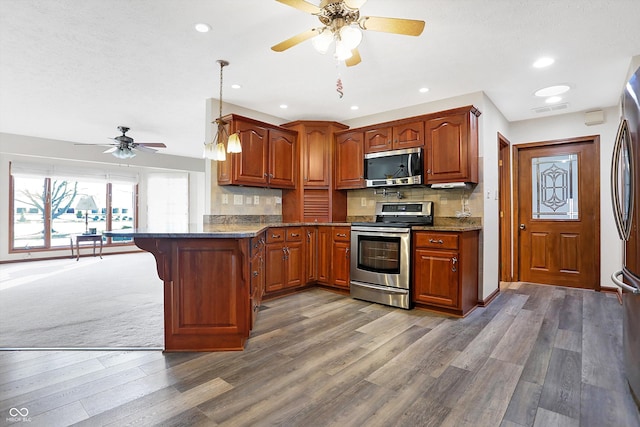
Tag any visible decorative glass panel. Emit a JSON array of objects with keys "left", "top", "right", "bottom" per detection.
[{"left": 532, "top": 154, "right": 578, "bottom": 219}]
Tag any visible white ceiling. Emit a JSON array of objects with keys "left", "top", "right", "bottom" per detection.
[{"left": 1, "top": 0, "right": 639, "bottom": 159}]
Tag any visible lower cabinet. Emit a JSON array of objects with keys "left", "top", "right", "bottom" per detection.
[
  {"left": 412, "top": 230, "right": 479, "bottom": 316},
  {"left": 265, "top": 227, "right": 305, "bottom": 295},
  {"left": 249, "top": 232, "right": 265, "bottom": 328},
  {"left": 330, "top": 226, "right": 351, "bottom": 289}
]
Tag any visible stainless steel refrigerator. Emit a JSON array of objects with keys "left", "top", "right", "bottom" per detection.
[{"left": 611, "top": 65, "right": 640, "bottom": 407}]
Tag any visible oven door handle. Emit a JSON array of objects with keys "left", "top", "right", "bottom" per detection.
[
  {"left": 351, "top": 226, "right": 410, "bottom": 234},
  {"left": 351, "top": 281, "right": 409, "bottom": 294}
]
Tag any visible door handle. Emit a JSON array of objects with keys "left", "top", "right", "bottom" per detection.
[
  {"left": 451, "top": 257, "right": 458, "bottom": 272},
  {"left": 519, "top": 224, "right": 526, "bottom": 230}
]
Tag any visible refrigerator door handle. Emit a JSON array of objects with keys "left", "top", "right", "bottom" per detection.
[
  {"left": 611, "top": 118, "right": 635, "bottom": 241},
  {"left": 612, "top": 270, "right": 640, "bottom": 294}
]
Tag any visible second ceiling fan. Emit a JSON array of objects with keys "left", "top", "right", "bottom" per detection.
[{"left": 271, "top": 0, "right": 425, "bottom": 66}]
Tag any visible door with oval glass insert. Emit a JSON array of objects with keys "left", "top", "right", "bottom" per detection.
[{"left": 515, "top": 137, "right": 600, "bottom": 289}]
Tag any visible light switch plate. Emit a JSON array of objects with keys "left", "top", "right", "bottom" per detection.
[
  {"left": 254, "top": 195, "right": 260, "bottom": 205},
  {"left": 275, "top": 196, "right": 282, "bottom": 204}
]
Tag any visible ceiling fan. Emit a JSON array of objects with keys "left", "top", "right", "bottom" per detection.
[
  {"left": 271, "top": 0, "right": 425, "bottom": 66},
  {"left": 83, "top": 126, "right": 167, "bottom": 159}
]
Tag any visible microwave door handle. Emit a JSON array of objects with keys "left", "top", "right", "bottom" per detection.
[{"left": 407, "top": 153, "right": 414, "bottom": 176}]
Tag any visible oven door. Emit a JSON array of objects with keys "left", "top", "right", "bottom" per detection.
[{"left": 350, "top": 226, "right": 411, "bottom": 289}]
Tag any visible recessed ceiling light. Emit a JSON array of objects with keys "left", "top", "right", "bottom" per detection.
[
  {"left": 231, "top": 84, "right": 241, "bottom": 89},
  {"left": 280, "top": 104, "right": 288, "bottom": 109},
  {"left": 194, "top": 23, "right": 211, "bottom": 33},
  {"left": 533, "top": 57, "right": 554, "bottom": 68},
  {"left": 545, "top": 96, "right": 562, "bottom": 104},
  {"left": 419, "top": 87, "right": 429, "bottom": 93},
  {"left": 350, "top": 105, "right": 359, "bottom": 110},
  {"left": 534, "top": 84, "right": 570, "bottom": 97}
]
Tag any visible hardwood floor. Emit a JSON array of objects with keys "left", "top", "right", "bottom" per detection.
[{"left": 0, "top": 283, "right": 638, "bottom": 426}]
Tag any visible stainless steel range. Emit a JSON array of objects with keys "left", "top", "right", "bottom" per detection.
[{"left": 350, "top": 201, "right": 434, "bottom": 309}]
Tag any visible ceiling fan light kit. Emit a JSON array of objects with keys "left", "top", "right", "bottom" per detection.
[
  {"left": 204, "top": 60, "right": 243, "bottom": 161},
  {"left": 272, "top": 0, "right": 425, "bottom": 67}
]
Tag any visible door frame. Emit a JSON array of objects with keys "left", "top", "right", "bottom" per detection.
[
  {"left": 498, "top": 133, "right": 512, "bottom": 282},
  {"left": 512, "top": 135, "right": 601, "bottom": 286}
]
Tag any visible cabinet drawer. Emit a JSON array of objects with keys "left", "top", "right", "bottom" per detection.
[
  {"left": 333, "top": 227, "right": 351, "bottom": 242},
  {"left": 266, "top": 228, "right": 285, "bottom": 243},
  {"left": 414, "top": 232, "right": 458, "bottom": 250},
  {"left": 286, "top": 227, "right": 303, "bottom": 242}
]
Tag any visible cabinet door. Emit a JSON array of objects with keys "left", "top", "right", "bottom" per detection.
[
  {"left": 265, "top": 242, "right": 285, "bottom": 293},
  {"left": 335, "top": 131, "right": 364, "bottom": 189},
  {"left": 317, "top": 227, "right": 331, "bottom": 284},
  {"left": 269, "top": 128, "right": 297, "bottom": 189},
  {"left": 393, "top": 120, "right": 424, "bottom": 150},
  {"left": 285, "top": 241, "right": 304, "bottom": 289},
  {"left": 234, "top": 120, "right": 269, "bottom": 186},
  {"left": 331, "top": 240, "right": 351, "bottom": 289},
  {"left": 305, "top": 227, "right": 318, "bottom": 283},
  {"left": 304, "top": 126, "right": 331, "bottom": 188},
  {"left": 413, "top": 248, "right": 459, "bottom": 308},
  {"left": 364, "top": 127, "right": 392, "bottom": 153},
  {"left": 425, "top": 112, "right": 472, "bottom": 184}
]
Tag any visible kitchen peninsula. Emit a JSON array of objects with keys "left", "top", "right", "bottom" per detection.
[{"left": 107, "top": 219, "right": 481, "bottom": 352}]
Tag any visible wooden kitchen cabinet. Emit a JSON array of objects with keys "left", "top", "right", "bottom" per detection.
[
  {"left": 217, "top": 114, "right": 297, "bottom": 189},
  {"left": 317, "top": 226, "right": 332, "bottom": 285},
  {"left": 330, "top": 226, "right": 351, "bottom": 290},
  {"left": 281, "top": 121, "right": 348, "bottom": 222},
  {"left": 425, "top": 106, "right": 480, "bottom": 185},
  {"left": 265, "top": 227, "right": 305, "bottom": 294},
  {"left": 335, "top": 130, "right": 364, "bottom": 189},
  {"left": 249, "top": 232, "right": 265, "bottom": 328},
  {"left": 412, "top": 230, "right": 479, "bottom": 316},
  {"left": 305, "top": 226, "right": 318, "bottom": 284},
  {"left": 364, "top": 120, "right": 425, "bottom": 154}
]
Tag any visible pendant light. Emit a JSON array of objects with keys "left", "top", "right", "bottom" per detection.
[{"left": 203, "top": 60, "right": 242, "bottom": 160}]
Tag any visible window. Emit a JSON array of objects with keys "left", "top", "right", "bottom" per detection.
[{"left": 10, "top": 162, "right": 138, "bottom": 252}]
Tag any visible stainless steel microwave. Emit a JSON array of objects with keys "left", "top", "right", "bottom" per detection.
[{"left": 364, "top": 147, "right": 423, "bottom": 188}]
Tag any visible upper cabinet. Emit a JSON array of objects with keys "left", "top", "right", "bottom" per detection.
[
  {"left": 364, "top": 120, "right": 425, "bottom": 154},
  {"left": 425, "top": 106, "right": 480, "bottom": 185},
  {"left": 217, "top": 114, "right": 297, "bottom": 189},
  {"left": 335, "top": 130, "right": 365, "bottom": 190},
  {"left": 281, "top": 121, "right": 348, "bottom": 222}
]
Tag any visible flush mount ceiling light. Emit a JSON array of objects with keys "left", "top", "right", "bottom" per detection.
[
  {"left": 195, "top": 23, "right": 211, "bottom": 33},
  {"left": 419, "top": 87, "right": 429, "bottom": 93},
  {"left": 203, "top": 60, "right": 242, "bottom": 161},
  {"left": 533, "top": 57, "right": 554, "bottom": 68},
  {"left": 535, "top": 84, "right": 571, "bottom": 97},
  {"left": 545, "top": 96, "right": 563, "bottom": 104}
]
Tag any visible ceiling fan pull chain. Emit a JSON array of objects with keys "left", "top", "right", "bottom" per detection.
[{"left": 336, "top": 62, "right": 344, "bottom": 98}]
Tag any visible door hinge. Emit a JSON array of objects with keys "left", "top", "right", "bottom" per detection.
[
  {"left": 499, "top": 159, "right": 503, "bottom": 167},
  {"left": 500, "top": 210, "right": 504, "bottom": 218}
]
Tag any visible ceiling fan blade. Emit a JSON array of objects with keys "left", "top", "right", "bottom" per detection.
[
  {"left": 137, "top": 142, "right": 166, "bottom": 148},
  {"left": 344, "top": 0, "right": 367, "bottom": 8},
  {"left": 133, "top": 145, "right": 158, "bottom": 153},
  {"left": 360, "top": 16, "right": 425, "bottom": 36},
  {"left": 271, "top": 28, "right": 318, "bottom": 52},
  {"left": 103, "top": 147, "right": 117, "bottom": 153},
  {"left": 275, "top": 0, "right": 320, "bottom": 14},
  {"left": 345, "top": 48, "right": 362, "bottom": 67}
]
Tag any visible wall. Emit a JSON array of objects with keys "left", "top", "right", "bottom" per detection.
[
  {"left": 0, "top": 132, "right": 205, "bottom": 262},
  {"left": 508, "top": 106, "right": 621, "bottom": 289}
]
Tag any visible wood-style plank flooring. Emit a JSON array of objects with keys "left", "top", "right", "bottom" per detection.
[{"left": 0, "top": 283, "right": 638, "bottom": 426}]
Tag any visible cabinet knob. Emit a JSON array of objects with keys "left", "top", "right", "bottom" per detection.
[
  {"left": 253, "top": 271, "right": 259, "bottom": 277},
  {"left": 427, "top": 169, "right": 431, "bottom": 174},
  {"left": 346, "top": 248, "right": 350, "bottom": 258}
]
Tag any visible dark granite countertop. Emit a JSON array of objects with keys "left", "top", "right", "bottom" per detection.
[{"left": 103, "top": 218, "right": 480, "bottom": 239}]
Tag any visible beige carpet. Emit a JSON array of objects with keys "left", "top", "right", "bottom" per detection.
[{"left": 0, "top": 252, "right": 164, "bottom": 348}]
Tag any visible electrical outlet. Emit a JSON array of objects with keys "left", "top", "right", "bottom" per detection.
[
  {"left": 245, "top": 196, "right": 252, "bottom": 205},
  {"left": 361, "top": 197, "right": 367, "bottom": 207},
  {"left": 275, "top": 196, "right": 282, "bottom": 204},
  {"left": 233, "top": 195, "right": 243, "bottom": 205},
  {"left": 254, "top": 195, "right": 260, "bottom": 205},
  {"left": 222, "top": 194, "right": 228, "bottom": 204}
]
